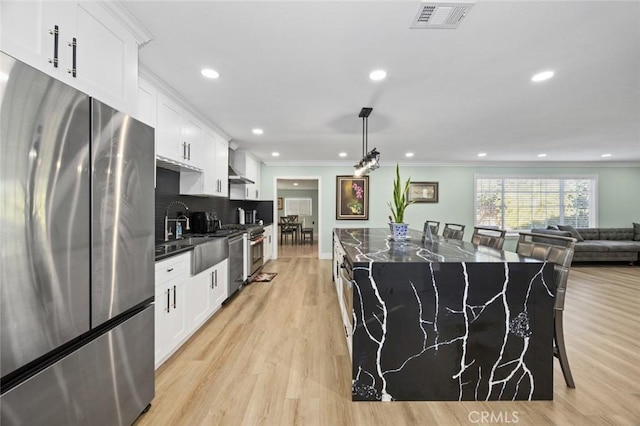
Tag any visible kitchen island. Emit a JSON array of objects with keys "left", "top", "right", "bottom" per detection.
[{"left": 333, "top": 228, "right": 555, "bottom": 402}]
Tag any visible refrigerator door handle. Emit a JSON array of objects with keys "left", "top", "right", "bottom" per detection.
[{"left": 48, "top": 25, "right": 59, "bottom": 67}]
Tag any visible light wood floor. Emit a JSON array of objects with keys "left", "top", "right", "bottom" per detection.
[
  {"left": 276, "top": 235, "right": 318, "bottom": 259},
  {"left": 135, "top": 262, "right": 640, "bottom": 426}
]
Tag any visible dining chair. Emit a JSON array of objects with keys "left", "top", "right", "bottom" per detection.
[
  {"left": 300, "top": 217, "right": 313, "bottom": 245},
  {"left": 280, "top": 216, "right": 297, "bottom": 245},
  {"left": 442, "top": 223, "right": 465, "bottom": 240},
  {"left": 516, "top": 232, "right": 577, "bottom": 388},
  {"left": 471, "top": 226, "right": 507, "bottom": 250}
]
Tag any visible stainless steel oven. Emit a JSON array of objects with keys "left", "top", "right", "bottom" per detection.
[{"left": 249, "top": 229, "right": 265, "bottom": 278}]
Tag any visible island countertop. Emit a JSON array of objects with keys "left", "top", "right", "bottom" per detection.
[
  {"left": 332, "top": 227, "right": 555, "bottom": 402},
  {"left": 334, "top": 227, "right": 529, "bottom": 264}
]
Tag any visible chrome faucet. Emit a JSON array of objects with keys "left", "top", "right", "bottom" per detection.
[{"left": 164, "top": 201, "right": 190, "bottom": 241}]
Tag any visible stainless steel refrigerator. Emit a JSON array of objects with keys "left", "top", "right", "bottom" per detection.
[{"left": 0, "top": 52, "right": 155, "bottom": 425}]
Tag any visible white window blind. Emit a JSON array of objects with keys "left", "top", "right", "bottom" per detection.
[
  {"left": 284, "top": 198, "right": 312, "bottom": 216},
  {"left": 474, "top": 176, "right": 596, "bottom": 230}
]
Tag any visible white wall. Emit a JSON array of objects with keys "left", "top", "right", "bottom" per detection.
[{"left": 261, "top": 164, "right": 640, "bottom": 256}]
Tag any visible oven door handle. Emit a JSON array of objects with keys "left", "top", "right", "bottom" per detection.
[{"left": 250, "top": 236, "right": 265, "bottom": 246}]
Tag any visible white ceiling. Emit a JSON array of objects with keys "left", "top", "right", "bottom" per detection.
[{"left": 122, "top": 0, "right": 640, "bottom": 166}]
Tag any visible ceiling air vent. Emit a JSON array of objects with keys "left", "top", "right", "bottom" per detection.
[{"left": 410, "top": 1, "right": 475, "bottom": 29}]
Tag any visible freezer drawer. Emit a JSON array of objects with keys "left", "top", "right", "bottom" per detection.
[{"left": 0, "top": 306, "right": 154, "bottom": 426}]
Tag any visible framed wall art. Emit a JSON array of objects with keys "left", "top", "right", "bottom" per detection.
[
  {"left": 407, "top": 181, "right": 439, "bottom": 203},
  {"left": 336, "top": 176, "right": 369, "bottom": 220},
  {"left": 277, "top": 197, "right": 283, "bottom": 210}
]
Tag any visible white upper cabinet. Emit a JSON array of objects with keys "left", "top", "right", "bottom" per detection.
[
  {"left": 156, "top": 92, "right": 203, "bottom": 170},
  {"left": 0, "top": 1, "right": 139, "bottom": 114},
  {"left": 180, "top": 129, "right": 229, "bottom": 197},
  {"left": 229, "top": 150, "right": 261, "bottom": 200},
  {"left": 136, "top": 76, "right": 157, "bottom": 128}
]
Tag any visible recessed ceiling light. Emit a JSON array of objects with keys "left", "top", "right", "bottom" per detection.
[
  {"left": 339, "top": 152, "right": 347, "bottom": 157},
  {"left": 531, "top": 70, "right": 554, "bottom": 82},
  {"left": 537, "top": 153, "right": 547, "bottom": 158},
  {"left": 405, "top": 152, "right": 414, "bottom": 157},
  {"left": 271, "top": 152, "right": 279, "bottom": 157},
  {"left": 201, "top": 68, "right": 220, "bottom": 79},
  {"left": 477, "top": 152, "right": 487, "bottom": 157},
  {"left": 369, "top": 69, "right": 387, "bottom": 81},
  {"left": 252, "top": 128, "right": 264, "bottom": 135},
  {"left": 601, "top": 153, "right": 612, "bottom": 158},
  {"left": 293, "top": 182, "right": 298, "bottom": 186}
]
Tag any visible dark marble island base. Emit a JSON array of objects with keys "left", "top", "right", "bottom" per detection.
[{"left": 334, "top": 228, "right": 555, "bottom": 402}]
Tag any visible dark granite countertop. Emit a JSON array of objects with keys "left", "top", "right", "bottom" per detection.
[{"left": 334, "top": 227, "right": 533, "bottom": 264}]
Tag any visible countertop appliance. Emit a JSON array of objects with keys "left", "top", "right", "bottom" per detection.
[
  {"left": 190, "top": 211, "right": 221, "bottom": 234},
  {"left": 0, "top": 52, "right": 154, "bottom": 425}
]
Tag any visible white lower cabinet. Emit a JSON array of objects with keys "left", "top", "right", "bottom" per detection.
[
  {"left": 155, "top": 253, "right": 229, "bottom": 369},
  {"left": 154, "top": 253, "right": 189, "bottom": 368},
  {"left": 263, "top": 225, "right": 273, "bottom": 262},
  {"left": 186, "top": 259, "right": 228, "bottom": 330}
]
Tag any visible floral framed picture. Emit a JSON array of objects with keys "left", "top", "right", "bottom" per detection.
[
  {"left": 336, "top": 176, "right": 369, "bottom": 220},
  {"left": 407, "top": 181, "right": 439, "bottom": 203}
]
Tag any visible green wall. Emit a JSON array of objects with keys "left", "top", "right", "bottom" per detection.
[{"left": 261, "top": 164, "right": 640, "bottom": 256}]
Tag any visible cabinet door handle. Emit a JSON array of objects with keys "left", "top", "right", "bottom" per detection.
[
  {"left": 173, "top": 285, "right": 177, "bottom": 308},
  {"left": 166, "top": 267, "right": 174, "bottom": 272},
  {"left": 214, "top": 269, "right": 218, "bottom": 287},
  {"left": 67, "top": 37, "right": 77, "bottom": 77},
  {"left": 166, "top": 288, "right": 171, "bottom": 313},
  {"left": 188, "top": 143, "right": 191, "bottom": 160},
  {"left": 246, "top": 187, "right": 249, "bottom": 197},
  {"left": 211, "top": 271, "right": 215, "bottom": 289},
  {"left": 48, "top": 25, "right": 59, "bottom": 67}
]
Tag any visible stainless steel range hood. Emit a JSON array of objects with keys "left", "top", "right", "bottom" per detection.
[{"left": 228, "top": 165, "right": 254, "bottom": 184}]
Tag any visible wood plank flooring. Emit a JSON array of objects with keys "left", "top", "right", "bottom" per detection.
[{"left": 135, "top": 262, "right": 640, "bottom": 426}]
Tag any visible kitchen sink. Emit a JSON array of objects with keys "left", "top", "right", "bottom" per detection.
[{"left": 155, "top": 237, "right": 229, "bottom": 274}]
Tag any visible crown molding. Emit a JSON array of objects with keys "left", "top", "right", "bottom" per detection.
[
  {"left": 260, "top": 160, "right": 640, "bottom": 168},
  {"left": 98, "top": 1, "right": 154, "bottom": 46}
]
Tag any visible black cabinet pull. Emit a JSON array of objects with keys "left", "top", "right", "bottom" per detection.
[
  {"left": 48, "top": 25, "right": 59, "bottom": 67},
  {"left": 173, "top": 285, "right": 177, "bottom": 308},
  {"left": 187, "top": 143, "right": 191, "bottom": 160},
  {"left": 167, "top": 267, "right": 174, "bottom": 272},
  {"left": 214, "top": 270, "right": 218, "bottom": 287},
  {"left": 166, "top": 288, "right": 170, "bottom": 313},
  {"left": 67, "top": 37, "right": 77, "bottom": 77},
  {"left": 211, "top": 271, "right": 215, "bottom": 289}
]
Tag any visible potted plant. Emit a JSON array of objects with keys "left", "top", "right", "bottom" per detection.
[{"left": 388, "top": 163, "right": 413, "bottom": 240}]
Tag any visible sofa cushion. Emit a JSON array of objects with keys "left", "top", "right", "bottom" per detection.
[
  {"left": 634, "top": 222, "right": 640, "bottom": 241},
  {"left": 577, "top": 228, "right": 599, "bottom": 240},
  {"left": 598, "top": 228, "right": 634, "bottom": 241},
  {"left": 558, "top": 225, "right": 584, "bottom": 242},
  {"left": 602, "top": 241, "right": 640, "bottom": 252},
  {"left": 573, "top": 241, "right": 610, "bottom": 252}
]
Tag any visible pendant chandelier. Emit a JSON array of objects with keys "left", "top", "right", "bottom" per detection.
[{"left": 353, "top": 107, "right": 380, "bottom": 177}]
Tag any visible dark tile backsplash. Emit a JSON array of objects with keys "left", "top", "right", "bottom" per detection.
[{"left": 155, "top": 167, "right": 273, "bottom": 241}]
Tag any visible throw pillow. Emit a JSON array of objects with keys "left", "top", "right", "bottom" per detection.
[
  {"left": 558, "top": 224, "right": 584, "bottom": 242},
  {"left": 634, "top": 222, "right": 640, "bottom": 241}
]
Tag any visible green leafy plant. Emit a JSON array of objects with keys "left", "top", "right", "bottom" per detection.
[{"left": 388, "top": 163, "right": 413, "bottom": 223}]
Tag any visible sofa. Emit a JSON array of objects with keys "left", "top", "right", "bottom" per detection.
[{"left": 531, "top": 226, "right": 640, "bottom": 263}]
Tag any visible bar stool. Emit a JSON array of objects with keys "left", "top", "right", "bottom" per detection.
[
  {"left": 516, "top": 232, "right": 577, "bottom": 388},
  {"left": 423, "top": 220, "right": 440, "bottom": 236},
  {"left": 471, "top": 226, "right": 507, "bottom": 250},
  {"left": 442, "top": 223, "right": 465, "bottom": 240}
]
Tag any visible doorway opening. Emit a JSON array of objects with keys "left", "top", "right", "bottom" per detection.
[{"left": 272, "top": 177, "right": 321, "bottom": 259}]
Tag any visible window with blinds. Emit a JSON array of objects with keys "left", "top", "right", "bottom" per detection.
[
  {"left": 474, "top": 175, "right": 596, "bottom": 230},
  {"left": 284, "top": 198, "right": 312, "bottom": 216}
]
